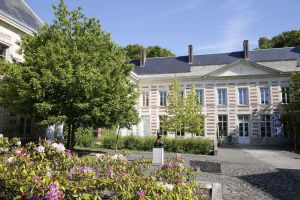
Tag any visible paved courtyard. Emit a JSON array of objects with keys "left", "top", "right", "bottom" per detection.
[{"left": 124, "top": 146, "right": 300, "bottom": 200}]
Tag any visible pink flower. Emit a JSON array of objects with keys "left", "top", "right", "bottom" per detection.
[
  {"left": 49, "top": 182, "right": 59, "bottom": 191},
  {"left": 34, "top": 176, "right": 41, "bottom": 183},
  {"left": 137, "top": 189, "right": 146, "bottom": 199}
]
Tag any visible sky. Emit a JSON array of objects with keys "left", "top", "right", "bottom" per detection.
[{"left": 25, "top": 0, "right": 300, "bottom": 56}]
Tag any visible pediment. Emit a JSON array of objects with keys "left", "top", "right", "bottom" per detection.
[{"left": 205, "top": 60, "right": 282, "bottom": 77}]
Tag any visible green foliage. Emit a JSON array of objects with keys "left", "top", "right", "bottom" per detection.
[
  {"left": 0, "top": 0, "right": 138, "bottom": 148},
  {"left": 162, "top": 79, "right": 205, "bottom": 136},
  {"left": 258, "top": 30, "right": 300, "bottom": 49},
  {"left": 75, "top": 127, "right": 99, "bottom": 148},
  {"left": 124, "top": 44, "right": 175, "bottom": 59},
  {"left": 0, "top": 136, "right": 205, "bottom": 199},
  {"left": 102, "top": 135, "right": 213, "bottom": 154}
]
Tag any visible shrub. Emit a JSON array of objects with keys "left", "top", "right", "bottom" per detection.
[
  {"left": 101, "top": 135, "right": 213, "bottom": 155},
  {"left": 0, "top": 136, "right": 205, "bottom": 199},
  {"left": 75, "top": 127, "right": 99, "bottom": 148}
]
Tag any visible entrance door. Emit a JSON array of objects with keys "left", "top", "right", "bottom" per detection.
[
  {"left": 140, "top": 116, "right": 150, "bottom": 136},
  {"left": 238, "top": 115, "right": 250, "bottom": 144}
]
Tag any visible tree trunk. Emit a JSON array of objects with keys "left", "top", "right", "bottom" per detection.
[
  {"left": 66, "top": 123, "right": 72, "bottom": 149},
  {"left": 115, "top": 125, "right": 120, "bottom": 153}
]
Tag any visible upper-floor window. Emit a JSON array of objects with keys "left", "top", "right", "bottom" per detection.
[
  {"left": 0, "top": 43, "right": 7, "bottom": 60},
  {"left": 196, "top": 89, "right": 204, "bottom": 105},
  {"left": 142, "top": 92, "right": 149, "bottom": 106},
  {"left": 218, "top": 89, "right": 227, "bottom": 105},
  {"left": 159, "top": 91, "right": 167, "bottom": 106},
  {"left": 260, "top": 87, "right": 270, "bottom": 104},
  {"left": 282, "top": 87, "right": 291, "bottom": 104},
  {"left": 238, "top": 88, "right": 248, "bottom": 105}
]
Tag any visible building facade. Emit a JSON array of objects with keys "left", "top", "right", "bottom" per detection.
[
  {"left": 0, "top": 0, "right": 43, "bottom": 139},
  {"left": 130, "top": 41, "right": 300, "bottom": 145}
]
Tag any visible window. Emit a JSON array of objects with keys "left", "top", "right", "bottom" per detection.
[
  {"left": 159, "top": 116, "right": 167, "bottom": 135},
  {"left": 260, "top": 115, "right": 271, "bottom": 137},
  {"left": 218, "top": 89, "right": 227, "bottom": 105},
  {"left": 238, "top": 88, "right": 248, "bottom": 105},
  {"left": 196, "top": 89, "right": 204, "bottom": 105},
  {"left": 159, "top": 91, "right": 167, "bottom": 106},
  {"left": 260, "top": 87, "right": 270, "bottom": 104},
  {"left": 218, "top": 115, "right": 227, "bottom": 136},
  {"left": 180, "top": 90, "right": 184, "bottom": 98},
  {"left": 282, "top": 87, "right": 290, "bottom": 104},
  {"left": 19, "top": 117, "right": 31, "bottom": 134},
  {"left": 0, "top": 44, "right": 7, "bottom": 60},
  {"left": 176, "top": 130, "right": 185, "bottom": 137},
  {"left": 142, "top": 92, "right": 149, "bottom": 106}
]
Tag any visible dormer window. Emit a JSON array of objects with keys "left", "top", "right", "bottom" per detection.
[{"left": 0, "top": 43, "right": 7, "bottom": 60}]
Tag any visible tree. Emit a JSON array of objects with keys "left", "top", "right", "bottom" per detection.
[
  {"left": 258, "top": 30, "right": 300, "bottom": 49},
  {"left": 280, "top": 72, "right": 300, "bottom": 151},
  {"left": 0, "top": 0, "right": 138, "bottom": 149},
  {"left": 161, "top": 79, "right": 204, "bottom": 136},
  {"left": 124, "top": 44, "right": 175, "bottom": 59},
  {"left": 185, "top": 86, "right": 205, "bottom": 137}
]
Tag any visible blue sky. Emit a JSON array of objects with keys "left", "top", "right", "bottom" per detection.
[{"left": 26, "top": 0, "right": 300, "bottom": 56}]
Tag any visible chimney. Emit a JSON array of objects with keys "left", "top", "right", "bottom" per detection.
[
  {"left": 243, "top": 40, "right": 249, "bottom": 59},
  {"left": 140, "top": 49, "right": 146, "bottom": 67},
  {"left": 188, "top": 44, "right": 193, "bottom": 63}
]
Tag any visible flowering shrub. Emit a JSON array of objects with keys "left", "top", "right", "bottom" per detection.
[{"left": 0, "top": 136, "right": 206, "bottom": 199}]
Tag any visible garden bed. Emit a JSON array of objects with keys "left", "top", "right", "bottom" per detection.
[{"left": 0, "top": 136, "right": 213, "bottom": 199}]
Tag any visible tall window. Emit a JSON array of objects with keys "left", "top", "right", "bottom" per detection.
[
  {"left": 260, "top": 115, "right": 271, "bottom": 137},
  {"left": 142, "top": 92, "right": 149, "bottom": 106},
  {"left": 196, "top": 89, "right": 204, "bottom": 105},
  {"left": 260, "top": 87, "right": 270, "bottom": 104},
  {"left": 0, "top": 44, "right": 7, "bottom": 60},
  {"left": 159, "top": 91, "right": 167, "bottom": 106},
  {"left": 238, "top": 88, "right": 248, "bottom": 105},
  {"left": 282, "top": 87, "right": 290, "bottom": 104},
  {"left": 159, "top": 116, "right": 167, "bottom": 135},
  {"left": 218, "top": 115, "right": 227, "bottom": 136},
  {"left": 176, "top": 130, "right": 185, "bottom": 137},
  {"left": 218, "top": 89, "right": 227, "bottom": 105},
  {"left": 19, "top": 117, "right": 31, "bottom": 135}
]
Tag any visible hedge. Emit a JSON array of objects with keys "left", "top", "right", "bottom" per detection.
[{"left": 101, "top": 134, "right": 213, "bottom": 155}]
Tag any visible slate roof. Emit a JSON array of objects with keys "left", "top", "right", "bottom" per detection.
[
  {"left": 132, "top": 46, "right": 300, "bottom": 75},
  {"left": 0, "top": 0, "right": 43, "bottom": 31}
]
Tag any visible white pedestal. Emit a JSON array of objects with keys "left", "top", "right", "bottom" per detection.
[{"left": 153, "top": 147, "right": 164, "bottom": 164}]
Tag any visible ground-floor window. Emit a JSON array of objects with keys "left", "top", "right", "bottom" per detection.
[
  {"left": 176, "top": 130, "right": 185, "bottom": 137},
  {"left": 159, "top": 116, "right": 167, "bottom": 135},
  {"left": 260, "top": 115, "right": 271, "bottom": 137},
  {"left": 19, "top": 117, "right": 31, "bottom": 135},
  {"left": 238, "top": 115, "right": 249, "bottom": 137},
  {"left": 218, "top": 115, "right": 227, "bottom": 136}
]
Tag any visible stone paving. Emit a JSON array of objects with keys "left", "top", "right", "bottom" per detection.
[{"left": 121, "top": 146, "right": 300, "bottom": 200}]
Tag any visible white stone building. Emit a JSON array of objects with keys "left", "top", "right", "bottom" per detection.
[
  {"left": 0, "top": 0, "right": 43, "bottom": 138},
  {"left": 130, "top": 41, "right": 300, "bottom": 145}
]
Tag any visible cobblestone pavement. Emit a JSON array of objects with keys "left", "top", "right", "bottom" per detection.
[{"left": 122, "top": 146, "right": 300, "bottom": 200}]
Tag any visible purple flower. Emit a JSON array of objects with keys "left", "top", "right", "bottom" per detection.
[
  {"left": 49, "top": 182, "right": 59, "bottom": 191},
  {"left": 137, "top": 189, "right": 146, "bottom": 199},
  {"left": 46, "top": 190, "right": 58, "bottom": 200},
  {"left": 30, "top": 196, "right": 40, "bottom": 200},
  {"left": 80, "top": 166, "right": 93, "bottom": 173},
  {"left": 67, "top": 174, "right": 72, "bottom": 180},
  {"left": 120, "top": 172, "right": 126, "bottom": 177},
  {"left": 36, "top": 145, "right": 45, "bottom": 153},
  {"left": 107, "top": 168, "right": 114, "bottom": 177}
]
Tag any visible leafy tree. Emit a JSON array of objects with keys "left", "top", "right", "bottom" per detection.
[
  {"left": 162, "top": 79, "right": 204, "bottom": 137},
  {"left": 185, "top": 86, "right": 205, "bottom": 136},
  {"left": 0, "top": 0, "right": 138, "bottom": 149},
  {"left": 259, "top": 30, "right": 300, "bottom": 49},
  {"left": 280, "top": 72, "right": 300, "bottom": 151},
  {"left": 124, "top": 44, "right": 175, "bottom": 59}
]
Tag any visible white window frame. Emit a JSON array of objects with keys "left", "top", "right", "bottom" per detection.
[
  {"left": 142, "top": 92, "right": 149, "bottom": 107},
  {"left": 260, "top": 87, "right": 270, "bottom": 104},
  {"left": 0, "top": 43, "right": 8, "bottom": 60},
  {"left": 260, "top": 114, "right": 272, "bottom": 137},
  {"left": 159, "top": 91, "right": 167, "bottom": 106},
  {"left": 195, "top": 89, "right": 204, "bottom": 106},
  {"left": 217, "top": 88, "right": 227, "bottom": 105},
  {"left": 281, "top": 87, "right": 291, "bottom": 104},
  {"left": 238, "top": 88, "right": 249, "bottom": 105}
]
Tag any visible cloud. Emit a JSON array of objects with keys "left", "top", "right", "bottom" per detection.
[{"left": 194, "top": 0, "right": 258, "bottom": 54}]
